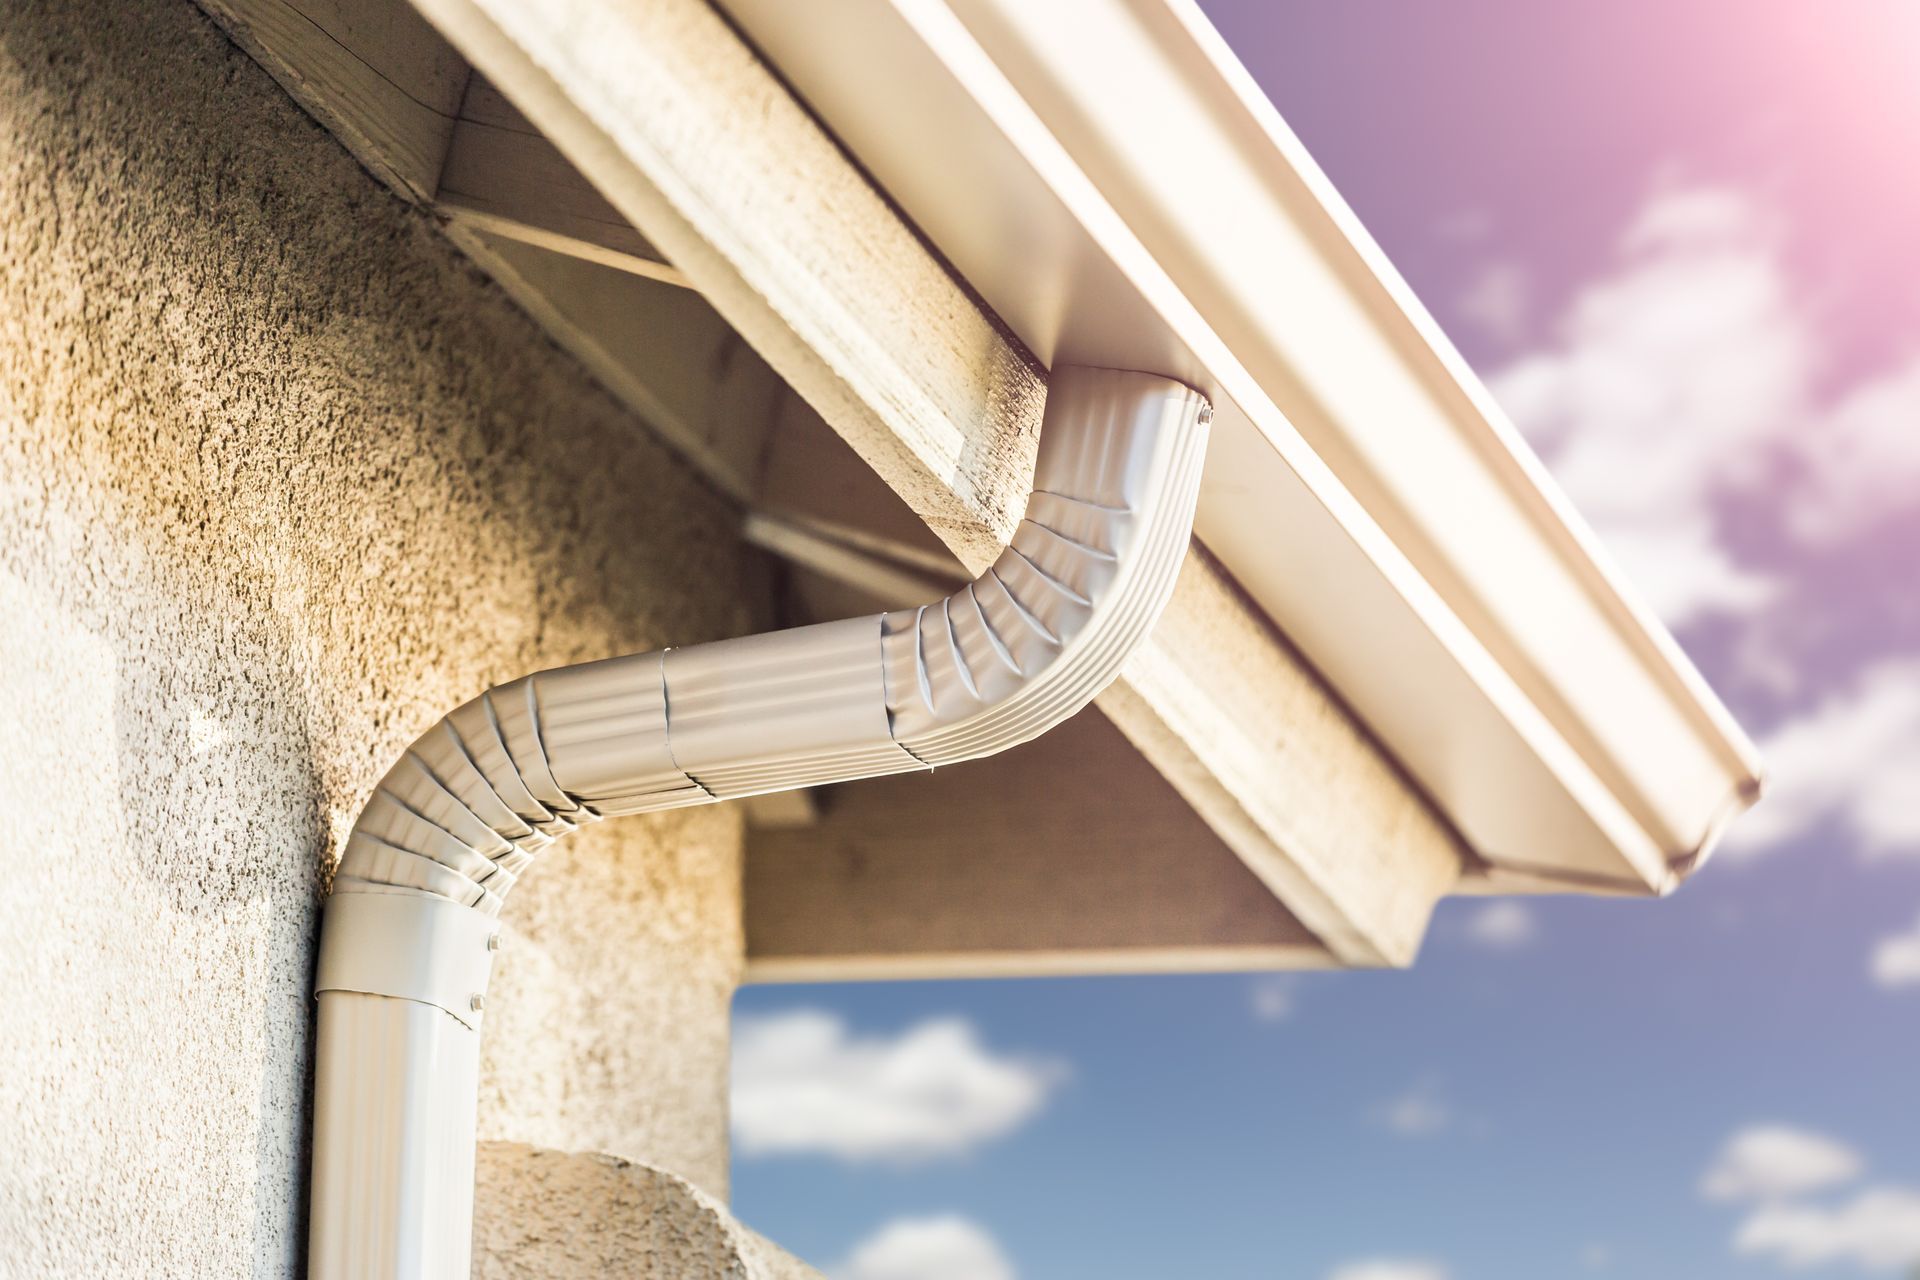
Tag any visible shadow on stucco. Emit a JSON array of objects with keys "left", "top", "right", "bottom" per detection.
[{"left": 1, "top": 0, "right": 766, "bottom": 1271}]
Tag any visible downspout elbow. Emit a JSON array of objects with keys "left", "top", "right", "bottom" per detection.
[
  {"left": 882, "top": 366, "right": 1211, "bottom": 762},
  {"left": 309, "top": 366, "right": 1209, "bottom": 1278},
  {"left": 326, "top": 366, "right": 1209, "bottom": 920}
]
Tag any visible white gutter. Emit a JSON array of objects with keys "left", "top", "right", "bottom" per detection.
[
  {"left": 716, "top": 0, "right": 1765, "bottom": 892},
  {"left": 308, "top": 367, "right": 1208, "bottom": 1278}
]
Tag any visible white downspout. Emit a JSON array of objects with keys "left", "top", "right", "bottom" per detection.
[{"left": 307, "top": 366, "right": 1211, "bottom": 1278}]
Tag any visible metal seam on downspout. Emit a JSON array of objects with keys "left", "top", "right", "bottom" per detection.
[{"left": 307, "top": 366, "right": 1210, "bottom": 1279}]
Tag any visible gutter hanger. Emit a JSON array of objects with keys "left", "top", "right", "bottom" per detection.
[{"left": 308, "top": 366, "right": 1210, "bottom": 1278}]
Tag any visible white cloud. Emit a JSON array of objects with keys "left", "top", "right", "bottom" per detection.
[
  {"left": 1734, "top": 1186, "right": 1920, "bottom": 1271},
  {"left": 835, "top": 1216, "right": 1017, "bottom": 1280},
  {"left": 1486, "top": 185, "right": 1798, "bottom": 626},
  {"left": 1702, "top": 1125, "right": 1864, "bottom": 1203},
  {"left": 1486, "top": 183, "right": 1920, "bottom": 626},
  {"left": 1722, "top": 659, "right": 1920, "bottom": 861},
  {"left": 1578, "top": 517, "right": 1776, "bottom": 626},
  {"left": 1705, "top": 1125, "right": 1920, "bottom": 1271},
  {"left": 1370, "top": 1080, "right": 1454, "bottom": 1139},
  {"left": 731, "top": 1009, "right": 1063, "bottom": 1163},
  {"left": 1326, "top": 1260, "right": 1450, "bottom": 1280},
  {"left": 1872, "top": 913, "right": 1920, "bottom": 988},
  {"left": 1461, "top": 900, "right": 1539, "bottom": 950},
  {"left": 1249, "top": 974, "right": 1300, "bottom": 1022},
  {"left": 1792, "top": 356, "right": 1920, "bottom": 546}
]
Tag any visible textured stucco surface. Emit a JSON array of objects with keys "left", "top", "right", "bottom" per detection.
[
  {"left": 0, "top": 0, "right": 759, "bottom": 1273},
  {"left": 474, "top": 1144, "right": 821, "bottom": 1280}
]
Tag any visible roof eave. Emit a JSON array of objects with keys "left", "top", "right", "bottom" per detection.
[{"left": 718, "top": 0, "right": 1763, "bottom": 893}]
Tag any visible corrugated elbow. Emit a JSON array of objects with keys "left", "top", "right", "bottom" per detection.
[
  {"left": 307, "top": 366, "right": 1209, "bottom": 1278},
  {"left": 329, "top": 367, "right": 1209, "bottom": 922}
]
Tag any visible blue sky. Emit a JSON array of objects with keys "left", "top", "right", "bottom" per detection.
[{"left": 731, "top": 5, "right": 1920, "bottom": 1276}]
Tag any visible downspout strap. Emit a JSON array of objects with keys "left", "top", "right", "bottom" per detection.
[{"left": 316, "top": 891, "right": 500, "bottom": 1031}]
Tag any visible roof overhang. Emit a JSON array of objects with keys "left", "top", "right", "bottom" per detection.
[
  {"left": 718, "top": 0, "right": 1764, "bottom": 893},
  {"left": 198, "top": 0, "right": 1764, "bottom": 977}
]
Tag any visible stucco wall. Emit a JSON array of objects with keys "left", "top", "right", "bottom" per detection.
[
  {"left": 474, "top": 1144, "right": 821, "bottom": 1280},
  {"left": 0, "top": 0, "right": 759, "bottom": 1273}
]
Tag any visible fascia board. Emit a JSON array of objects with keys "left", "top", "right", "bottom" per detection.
[
  {"left": 718, "top": 0, "right": 1763, "bottom": 888},
  {"left": 1144, "top": 0, "right": 1767, "bottom": 864}
]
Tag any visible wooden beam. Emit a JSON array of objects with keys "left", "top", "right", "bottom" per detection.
[
  {"left": 751, "top": 391, "right": 967, "bottom": 583},
  {"left": 440, "top": 227, "right": 969, "bottom": 583},
  {"left": 412, "top": 0, "right": 1468, "bottom": 967},
  {"left": 745, "top": 710, "right": 1329, "bottom": 981},
  {"left": 197, "top": 0, "right": 968, "bottom": 590},
  {"left": 412, "top": 0, "right": 1045, "bottom": 565},
  {"left": 197, "top": 0, "right": 468, "bottom": 201},
  {"left": 441, "top": 226, "right": 774, "bottom": 500},
  {"left": 438, "top": 75, "right": 686, "bottom": 287},
  {"left": 741, "top": 513, "right": 953, "bottom": 613}
]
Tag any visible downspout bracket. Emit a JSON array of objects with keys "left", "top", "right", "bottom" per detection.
[{"left": 316, "top": 890, "right": 500, "bottom": 1031}]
